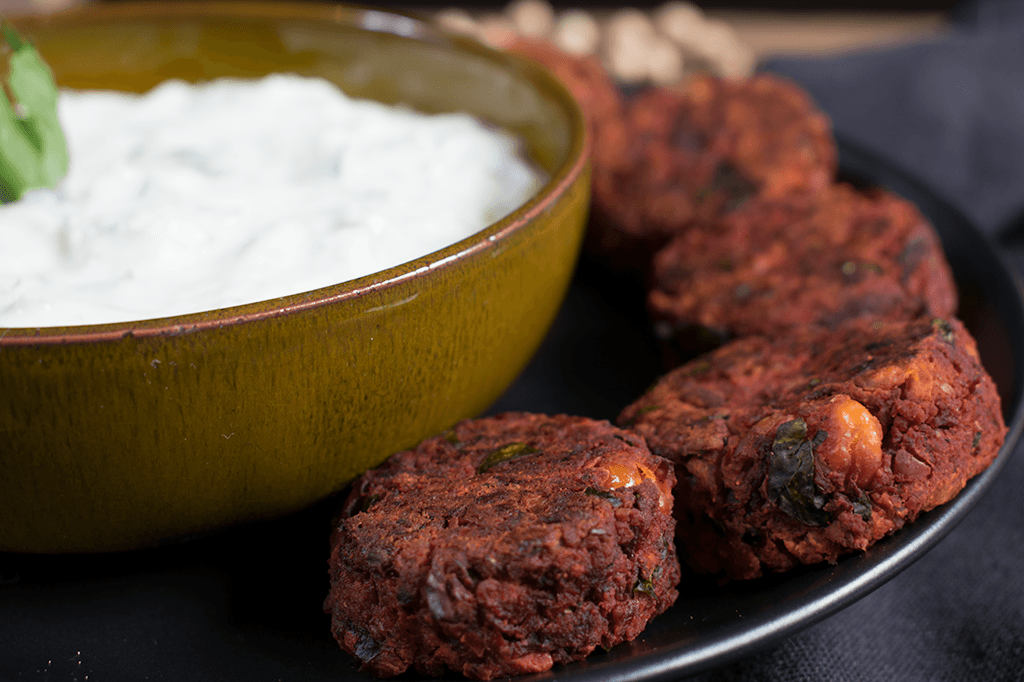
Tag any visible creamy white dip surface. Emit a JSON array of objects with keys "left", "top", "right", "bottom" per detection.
[{"left": 0, "top": 74, "right": 545, "bottom": 327}]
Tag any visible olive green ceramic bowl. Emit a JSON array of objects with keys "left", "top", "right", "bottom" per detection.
[{"left": 0, "top": 2, "right": 590, "bottom": 552}]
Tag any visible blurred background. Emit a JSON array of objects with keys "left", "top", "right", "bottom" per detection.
[{"left": 1, "top": 0, "right": 953, "bottom": 82}]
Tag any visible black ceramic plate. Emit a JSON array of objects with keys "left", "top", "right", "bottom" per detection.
[{"left": 2, "top": 139, "right": 1022, "bottom": 682}]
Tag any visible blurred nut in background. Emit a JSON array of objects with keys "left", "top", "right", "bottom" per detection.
[
  {"left": 435, "top": 7, "right": 480, "bottom": 38},
  {"left": 506, "top": 0, "right": 555, "bottom": 39},
  {"left": 654, "top": 2, "right": 706, "bottom": 50},
  {"left": 605, "top": 7, "right": 658, "bottom": 44},
  {"left": 478, "top": 13, "right": 518, "bottom": 47},
  {"left": 694, "top": 18, "right": 756, "bottom": 77},
  {"left": 434, "top": 2, "right": 756, "bottom": 84},
  {"left": 553, "top": 9, "right": 601, "bottom": 57},
  {"left": 604, "top": 8, "right": 660, "bottom": 83},
  {"left": 647, "top": 35, "right": 685, "bottom": 85}
]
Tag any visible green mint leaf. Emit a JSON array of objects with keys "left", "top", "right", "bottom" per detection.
[{"left": 1, "top": 18, "right": 69, "bottom": 202}]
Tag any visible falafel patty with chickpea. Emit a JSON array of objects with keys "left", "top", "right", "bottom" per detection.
[
  {"left": 324, "top": 412, "right": 680, "bottom": 680},
  {"left": 619, "top": 316, "right": 1006, "bottom": 580}
]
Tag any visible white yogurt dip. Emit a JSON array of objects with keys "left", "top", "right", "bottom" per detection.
[{"left": 0, "top": 74, "right": 545, "bottom": 327}]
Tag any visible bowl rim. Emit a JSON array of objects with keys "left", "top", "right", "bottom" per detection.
[{"left": 0, "top": 1, "right": 590, "bottom": 346}]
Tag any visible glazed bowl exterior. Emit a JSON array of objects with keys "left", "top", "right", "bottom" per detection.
[{"left": 0, "top": 2, "right": 590, "bottom": 552}]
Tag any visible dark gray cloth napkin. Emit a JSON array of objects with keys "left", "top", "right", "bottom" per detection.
[
  {"left": 685, "top": 3, "right": 1024, "bottom": 679},
  {"left": 764, "top": 0, "right": 1024, "bottom": 239}
]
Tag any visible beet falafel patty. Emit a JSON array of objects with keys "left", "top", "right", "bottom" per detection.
[
  {"left": 324, "top": 413, "right": 680, "bottom": 680},
  {"left": 591, "top": 73, "right": 836, "bottom": 267},
  {"left": 648, "top": 184, "right": 958, "bottom": 344},
  {"left": 619, "top": 317, "right": 1006, "bottom": 580}
]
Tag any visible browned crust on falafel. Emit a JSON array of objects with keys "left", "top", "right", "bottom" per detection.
[
  {"left": 648, "top": 183, "right": 958, "bottom": 343},
  {"left": 618, "top": 317, "right": 1006, "bottom": 580},
  {"left": 591, "top": 73, "right": 837, "bottom": 268},
  {"left": 324, "top": 413, "right": 680, "bottom": 680}
]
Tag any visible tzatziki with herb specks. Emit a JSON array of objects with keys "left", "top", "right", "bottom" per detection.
[{"left": 0, "top": 74, "right": 546, "bottom": 327}]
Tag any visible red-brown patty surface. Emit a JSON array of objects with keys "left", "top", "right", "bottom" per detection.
[
  {"left": 325, "top": 413, "right": 680, "bottom": 679},
  {"left": 592, "top": 73, "right": 837, "bottom": 267},
  {"left": 619, "top": 317, "right": 1006, "bottom": 580},
  {"left": 648, "top": 184, "right": 958, "bottom": 343}
]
